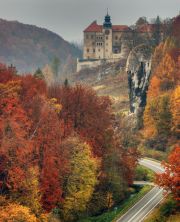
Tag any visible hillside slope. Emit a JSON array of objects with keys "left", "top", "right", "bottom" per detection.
[
  {"left": 73, "top": 63, "right": 129, "bottom": 113},
  {"left": 0, "top": 19, "right": 81, "bottom": 73}
]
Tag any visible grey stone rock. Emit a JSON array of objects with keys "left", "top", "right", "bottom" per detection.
[{"left": 126, "top": 44, "right": 152, "bottom": 128}]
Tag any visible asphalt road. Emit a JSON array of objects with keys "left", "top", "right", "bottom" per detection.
[{"left": 116, "top": 158, "right": 164, "bottom": 222}]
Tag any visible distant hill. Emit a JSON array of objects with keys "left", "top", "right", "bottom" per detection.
[{"left": 0, "top": 19, "right": 82, "bottom": 73}]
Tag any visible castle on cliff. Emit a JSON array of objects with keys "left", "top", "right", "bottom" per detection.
[{"left": 77, "top": 12, "right": 162, "bottom": 72}]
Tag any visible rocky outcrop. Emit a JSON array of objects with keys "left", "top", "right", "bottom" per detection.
[{"left": 126, "top": 44, "right": 152, "bottom": 128}]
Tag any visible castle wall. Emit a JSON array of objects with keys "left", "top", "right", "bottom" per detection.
[
  {"left": 79, "top": 14, "right": 163, "bottom": 72},
  {"left": 83, "top": 32, "right": 96, "bottom": 59},
  {"left": 77, "top": 58, "right": 102, "bottom": 72},
  {"left": 95, "top": 33, "right": 104, "bottom": 59}
]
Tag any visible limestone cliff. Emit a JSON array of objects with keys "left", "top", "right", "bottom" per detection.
[{"left": 126, "top": 44, "right": 152, "bottom": 128}]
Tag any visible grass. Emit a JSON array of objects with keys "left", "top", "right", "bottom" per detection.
[
  {"left": 139, "top": 146, "right": 167, "bottom": 161},
  {"left": 134, "top": 165, "right": 155, "bottom": 182},
  {"left": 167, "top": 214, "right": 180, "bottom": 222},
  {"left": 78, "top": 185, "right": 152, "bottom": 222},
  {"left": 93, "top": 73, "right": 129, "bottom": 113}
]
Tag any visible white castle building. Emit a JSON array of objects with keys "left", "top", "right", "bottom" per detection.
[{"left": 77, "top": 12, "right": 132, "bottom": 72}]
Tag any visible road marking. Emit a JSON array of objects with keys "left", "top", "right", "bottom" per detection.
[
  {"left": 116, "top": 187, "right": 157, "bottom": 222},
  {"left": 140, "top": 159, "right": 162, "bottom": 168},
  {"left": 126, "top": 189, "right": 163, "bottom": 222},
  {"left": 139, "top": 160, "right": 164, "bottom": 172},
  {"left": 116, "top": 158, "right": 164, "bottom": 222},
  {"left": 138, "top": 196, "right": 164, "bottom": 222}
]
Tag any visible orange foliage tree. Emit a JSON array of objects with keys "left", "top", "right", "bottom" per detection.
[
  {"left": 170, "top": 86, "right": 180, "bottom": 136},
  {"left": 143, "top": 35, "right": 179, "bottom": 145},
  {"left": 0, "top": 80, "right": 34, "bottom": 193},
  {"left": 0, "top": 203, "right": 37, "bottom": 222}
]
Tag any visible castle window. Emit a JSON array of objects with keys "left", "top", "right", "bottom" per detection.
[
  {"left": 86, "top": 35, "right": 89, "bottom": 39},
  {"left": 98, "top": 49, "right": 100, "bottom": 52},
  {"left": 97, "top": 42, "right": 102, "bottom": 47},
  {"left": 87, "top": 48, "right": 89, "bottom": 53},
  {"left": 91, "top": 35, "right": 94, "bottom": 39},
  {"left": 115, "top": 36, "right": 118, "bottom": 40},
  {"left": 93, "top": 48, "right": 95, "bottom": 53},
  {"left": 106, "top": 36, "right": 108, "bottom": 40}
]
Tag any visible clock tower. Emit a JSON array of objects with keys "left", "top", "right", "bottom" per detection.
[{"left": 103, "top": 11, "right": 113, "bottom": 59}]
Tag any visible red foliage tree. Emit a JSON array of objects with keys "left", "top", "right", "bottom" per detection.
[
  {"left": 0, "top": 63, "right": 17, "bottom": 83},
  {"left": 34, "top": 98, "right": 68, "bottom": 211},
  {"left": 0, "top": 80, "right": 34, "bottom": 193},
  {"left": 156, "top": 147, "right": 180, "bottom": 201},
  {"left": 48, "top": 84, "right": 113, "bottom": 157},
  {"left": 19, "top": 74, "right": 47, "bottom": 116}
]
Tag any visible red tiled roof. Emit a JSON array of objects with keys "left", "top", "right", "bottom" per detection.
[
  {"left": 84, "top": 21, "right": 130, "bottom": 32},
  {"left": 112, "top": 25, "right": 130, "bottom": 31},
  {"left": 84, "top": 21, "right": 102, "bottom": 32}
]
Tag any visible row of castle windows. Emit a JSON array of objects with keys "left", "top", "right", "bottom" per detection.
[
  {"left": 97, "top": 42, "right": 103, "bottom": 46},
  {"left": 86, "top": 34, "right": 121, "bottom": 40},
  {"left": 86, "top": 35, "right": 109, "bottom": 41},
  {"left": 86, "top": 35, "right": 94, "bottom": 39},
  {"left": 89, "top": 42, "right": 109, "bottom": 46},
  {"left": 86, "top": 48, "right": 103, "bottom": 53},
  {"left": 97, "top": 36, "right": 103, "bottom": 40}
]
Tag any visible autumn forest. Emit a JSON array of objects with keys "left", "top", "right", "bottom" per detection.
[{"left": 0, "top": 6, "right": 180, "bottom": 222}]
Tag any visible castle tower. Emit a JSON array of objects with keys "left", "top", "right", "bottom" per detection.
[
  {"left": 103, "top": 10, "right": 112, "bottom": 28},
  {"left": 103, "top": 11, "right": 113, "bottom": 59}
]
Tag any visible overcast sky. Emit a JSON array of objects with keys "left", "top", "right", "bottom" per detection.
[{"left": 0, "top": 0, "right": 179, "bottom": 42}]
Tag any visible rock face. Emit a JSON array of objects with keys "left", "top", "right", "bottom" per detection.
[{"left": 126, "top": 44, "right": 152, "bottom": 128}]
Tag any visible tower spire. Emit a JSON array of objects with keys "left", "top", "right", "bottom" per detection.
[{"left": 103, "top": 9, "right": 112, "bottom": 28}]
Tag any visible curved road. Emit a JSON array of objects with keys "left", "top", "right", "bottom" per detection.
[{"left": 116, "top": 158, "right": 164, "bottom": 222}]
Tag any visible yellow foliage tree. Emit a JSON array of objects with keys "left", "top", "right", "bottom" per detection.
[
  {"left": 171, "top": 86, "right": 180, "bottom": 136},
  {"left": 143, "top": 97, "right": 158, "bottom": 137},
  {"left": 62, "top": 136, "right": 99, "bottom": 221},
  {"left": 143, "top": 95, "right": 172, "bottom": 139},
  {"left": 14, "top": 167, "right": 42, "bottom": 216},
  {"left": 0, "top": 203, "right": 37, "bottom": 222}
]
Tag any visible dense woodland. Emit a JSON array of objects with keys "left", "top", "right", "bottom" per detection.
[
  {"left": 0, "top": 15, "right": 179, "bottom": 222},
  {"left": 142, "top": 16, "right": 179, "bottom": 157},
  {"left": 0, "top": 64, "right": 140, "bottom": 221}
]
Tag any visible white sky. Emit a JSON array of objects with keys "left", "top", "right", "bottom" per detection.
[{"left": 0, "top": 0, "right": 179, "bottom": 42}]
